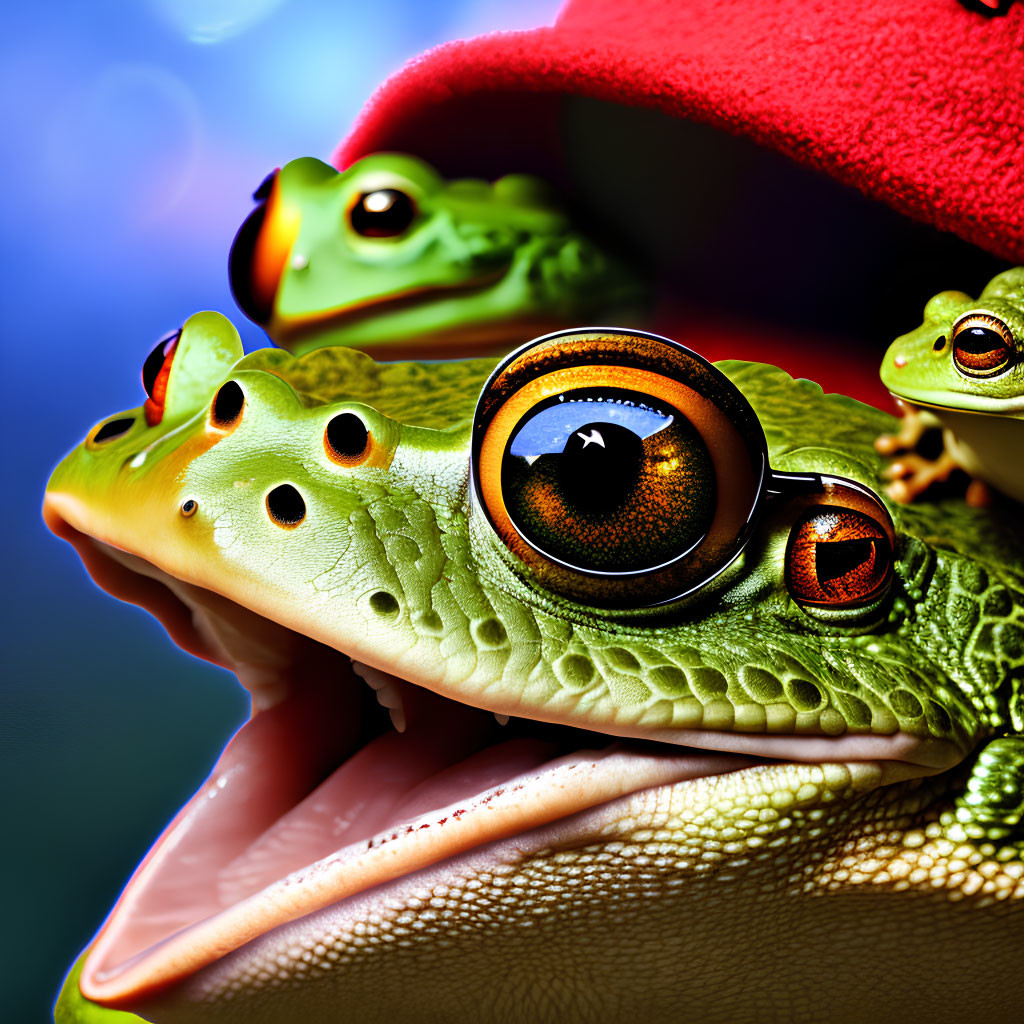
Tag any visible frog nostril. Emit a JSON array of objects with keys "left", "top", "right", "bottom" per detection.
[
  {"left": 933, "top": 335, "right": 947, "bottom": 352},
  {"left": 266, "top": 484, "right": 305, "bottom": 527},
  {"left": 325, "top": 412, "right": 370, "bottom": 465},
  {"left": 212, "top": 381, "right": 244, "bottom": 426}
]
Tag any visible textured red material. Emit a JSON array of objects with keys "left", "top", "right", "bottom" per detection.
[{"left": 337, "top": 0, "right": 1024, "bottom": 264}]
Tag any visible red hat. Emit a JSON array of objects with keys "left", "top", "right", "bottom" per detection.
[{"left": 335, "top": 0, "right": 1023, "bottom": 404}]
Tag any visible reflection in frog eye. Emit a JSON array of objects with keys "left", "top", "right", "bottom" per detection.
[
  {"left": 349, "top": 189, "right": 416, "bottom": 238},
  {"left": 951, "top": 313, "right": 1014, "bottom": 377},
  {"left": 474, "top": 330, "right": 768, "bottom": 606},
  {"left": 784, "top": 482, "right": 894, "bottom": 610},
  {"left": 141, "top": 329, "right": 181, "bottom": 427}
]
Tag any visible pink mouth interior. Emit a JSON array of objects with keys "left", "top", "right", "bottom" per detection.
[{"left": 92, "top": 654, "right": 583, "bottom": 977}]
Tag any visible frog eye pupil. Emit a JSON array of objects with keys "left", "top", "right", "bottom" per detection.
[
  {"left": 212, "top": 381, "right": 244, "bottom": 425},
  {"left": 815, "top": 537, "right": 879, "bottom": 589},
  {"left": 350, "top": 189, "right": 416, "bottom": 237},
  {"left": 93, "top": 417, "right": 134, "bottom": 443},
  {"left": 786, "top": 508, "right": 892, "bottom": 609},
  {"left": 952, "top": 322, "right": 1012, "bottom": 376},
  {"left": 557, "top": 421, "right": 644, "bottom": 510}
]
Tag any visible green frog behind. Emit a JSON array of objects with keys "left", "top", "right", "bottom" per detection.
[
  {"left": 876, "top": 267, "right": 1024, "bottom": 505},
  {"left": 229, "top": 153, "right": 648, "bottom": 358},
  {"left": 46, "top": 313, "right": 1023, "bottom": 1023}
]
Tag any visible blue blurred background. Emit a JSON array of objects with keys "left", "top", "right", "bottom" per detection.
[{"left": 0, "top": 1, "right": 560, "bottom": 1018}]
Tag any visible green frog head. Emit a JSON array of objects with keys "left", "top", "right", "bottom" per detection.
[
  {"left": 228, "top": 153, "right": 649, "bottom": 358},
  {"left": 880, "top": 267, "right": 1024, "bottom": 412},
  {"left": 46, "top": 315, "right": 1023, "bottom": 1021},
  {"left": 877, "top": 268, "right": 1024, "bottom": 504}
]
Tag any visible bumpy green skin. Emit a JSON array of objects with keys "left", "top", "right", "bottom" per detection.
[
  {"left": 49, "top": 317, "right": 1024, "bottom": 1022},
  {"left": 878, "top": 267, "right": 1024, "bottom": 503},
  {"left": 232, "top": 154, "right": 648, "bottom": 355}
]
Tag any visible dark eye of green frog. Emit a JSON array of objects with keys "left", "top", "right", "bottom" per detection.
[
  {"left": 500, "top": 388, "right": 715, "bottom": 574},
  {"left": 951, "top": 314, "right": 1013, "bottom": 377},
  {"left": 92, "top": 417, "right": 135, "bottom": 443},
  {"left": 349, "top": 189, "right": 416, "bottom": 237}
]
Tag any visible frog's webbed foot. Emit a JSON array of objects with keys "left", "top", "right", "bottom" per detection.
[
  {"left": 881, "top": 449, "right": 960, "bottom": 503},
  {"left": 874, "top": 400, "right": 931, "bottom": 455},
  {"left": 941, "top": 737, "right": 1024, "bottom": 852}
]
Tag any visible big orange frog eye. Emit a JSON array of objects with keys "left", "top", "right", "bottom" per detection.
[
  {"left": 473, "top": 330, "right": 768, "bottom": 606},
  {"left": 951, "top": 313, "right": 1014, "bottom": 377},
  {"left": 141, "top": 329, "right": 181, "bottom": 426},
  {"left": 785, "top": 486, "right": 894, "bottom": 609}
]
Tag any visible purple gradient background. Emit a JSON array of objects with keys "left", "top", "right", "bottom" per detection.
[{"left": 0, "top": 1, "right": 560, "bottom": 1018}]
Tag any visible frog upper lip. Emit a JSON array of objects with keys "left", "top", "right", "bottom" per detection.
[{"left": 41, "top": 498, "right": 956, "bottom": 1008}]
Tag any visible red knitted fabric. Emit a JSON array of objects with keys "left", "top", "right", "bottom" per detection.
[{"left": 337, "top": 0, "right": 1023, "bottom": 264}]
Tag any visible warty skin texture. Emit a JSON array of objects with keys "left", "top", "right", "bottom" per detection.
[{"left": 48, "top": 315, "right": 1023, "bottom": 1023}]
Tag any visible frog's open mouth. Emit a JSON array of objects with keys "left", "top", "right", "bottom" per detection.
[{"left": 44, "top": 503, "right": 942, "bottom": 1009}]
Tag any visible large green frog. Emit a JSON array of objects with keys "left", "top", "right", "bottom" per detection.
[
  {"left": 47, "top": 312, "right": 1023, "bottom": 1024},
  {"left": 876, "top": 267, "right": 1024, "bottom": 505},
  {"left": 228, "top": 154, "right": 648, "bottom": 358}
]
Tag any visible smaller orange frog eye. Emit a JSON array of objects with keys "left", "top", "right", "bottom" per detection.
[
  {"left": 786, "top": 503, "right": 893, "bottom": 609},
  {"left": 951, "top": 314, "right": 1014, "bottom": 378},
  {"left": 141, "top": 329, "right": 181, "bottom": 426}
]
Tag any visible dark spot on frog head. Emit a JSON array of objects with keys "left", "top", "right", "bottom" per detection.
[
  {"left": 369, "top": 590, "right": 400, "bottom": 619},
  {"left": 325, "top": 412, "right": 370, "bottom": 465},
  {"left": 266, "top": 484, "right": 305, "bottom": 527},
  {"left": 92, "top": 417, "right": 135, "bottom": 444},
  {"left": 212, "top": 381, "right": 244, "bottom": 427}
]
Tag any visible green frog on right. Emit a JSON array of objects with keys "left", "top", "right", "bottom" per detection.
[{"left": 876, "top": 267, "right": 1024, "bottom": 506}]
